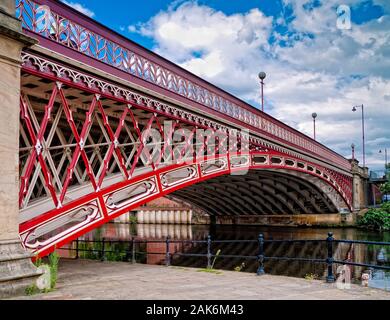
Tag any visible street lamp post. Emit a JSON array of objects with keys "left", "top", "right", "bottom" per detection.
[
  {"left": 258, "top": 71, "right": 266, "bottom": 112},
  {"left": 352, "top": 104, "right": 365, "bottom": 168},
  {"left": 379, "top": 148, "right": 388, "bottom": 170},
  {"left": 312, "top": 112, "right": 317, "bottom": 140}
]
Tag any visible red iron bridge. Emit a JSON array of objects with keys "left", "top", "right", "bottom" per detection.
[{"left": 15, "top": 0, "right": 364, "bottom": 258}]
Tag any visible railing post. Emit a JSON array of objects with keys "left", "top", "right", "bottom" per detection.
[
  {"left": 101, "top": 238, "right": 105, "bottom": 261},
  {"left": 207, "top": 235, "right": 212, "bottom": 269},
  {"left": 132, "top": 237, "right": 136, "bottom": 264},
  {"left": 257, "top": 233, "right": 265, "bottom": 275},
  {"left": 165, "top": 236, "right": 171, "bottom": 266},
  {"left": 75, "top": 239, "right": 79, "bottom": 259},
  {"left": 326, "top": 232, "right": 335, "bottom": 283}
]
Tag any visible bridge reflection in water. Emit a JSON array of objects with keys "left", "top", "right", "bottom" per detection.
[{"left": 61, "top": 223, "right": 390, "bottom": 291}]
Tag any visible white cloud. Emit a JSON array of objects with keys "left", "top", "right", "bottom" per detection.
[
  {"left": 61, "top": 1, "right": 95, "bottom": 18},
  {"left": 128, "top": 25, "right": 137, "bottom": 33},
  {"left": 130, "top": 1, "right": 390, "bottom": 170},
  {"left": 181, "top": 51, "right": 224, "bottom": 78}
]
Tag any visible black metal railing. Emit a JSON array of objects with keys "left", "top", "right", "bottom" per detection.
[{"left": 58, "top": 232, "right": 390, "bottom": 283}]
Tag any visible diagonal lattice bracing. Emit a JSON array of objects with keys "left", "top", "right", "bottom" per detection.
[{"left": 19, "top": 85, "right": 60, "bottom": 208}]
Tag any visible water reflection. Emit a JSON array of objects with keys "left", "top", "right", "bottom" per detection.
[
  {"left": 369, "top": 269, "right": 390, "bottom": 291},
  {"left": 71, "top": 223, "right": 390, "bottom": 291}
]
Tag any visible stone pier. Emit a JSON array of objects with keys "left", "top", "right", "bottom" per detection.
[
  {"left": 0, "top": 0, "right": 41, "bottom": 298},
  {"left": 350, "top": 159, "right": 369, "bottom": 211}
]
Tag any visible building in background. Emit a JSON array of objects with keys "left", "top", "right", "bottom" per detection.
[{"left": 114, "top": 197, "right": 209, "bottom": 224}]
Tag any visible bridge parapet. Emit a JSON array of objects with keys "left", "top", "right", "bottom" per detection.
[{"left": 15, "top": 0, "right": 350, "bottom": 171}]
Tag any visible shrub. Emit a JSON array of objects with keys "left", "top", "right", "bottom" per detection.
[
  {"left": 381, "top": 201, "right": 390, "bottom": 214},
  {"left": 304, "top": 273, "right": 318, "bottom": 281},
  {"left": 358, "top": 206, "right": 390, "bottom": 231},
  {"left": 380, "top": 182, "right": 390, "bottom": 195}
]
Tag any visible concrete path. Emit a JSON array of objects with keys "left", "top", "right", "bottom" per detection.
[{"left": 11, "top": 259, "right": 390, "bottom": 300}]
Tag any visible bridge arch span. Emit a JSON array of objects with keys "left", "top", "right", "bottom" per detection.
[
  {"left": 171, "top": 169, "right": 343, "bottom": 217},
  {"left": 20, "top": 151, "right": 351, "bottom": 258}
]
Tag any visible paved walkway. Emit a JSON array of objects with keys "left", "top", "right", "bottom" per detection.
[{"left": 11, "top": 260, "right": 390, "bottom": 300}]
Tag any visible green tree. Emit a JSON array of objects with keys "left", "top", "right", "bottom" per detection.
[{"left": 380, "top": 182, "right": 390, "bottom": 194}]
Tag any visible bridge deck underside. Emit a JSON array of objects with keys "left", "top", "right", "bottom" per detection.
[{"left": 172, "top": 170, "right": 338, "bottom": 216}]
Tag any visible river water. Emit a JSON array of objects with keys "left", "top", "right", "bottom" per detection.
[{"left": 72, "top": 223, "right": 390, "bottom": 292}]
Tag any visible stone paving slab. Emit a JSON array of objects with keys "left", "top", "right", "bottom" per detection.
[{"left": 9, "top": 259, "right": 390, "bottom": 300}]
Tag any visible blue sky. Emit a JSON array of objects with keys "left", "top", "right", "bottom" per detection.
[
  {"left": 61, "top": 0, "right": 390, "bottom": 170},
  {"left": 64, "top": 0, "right": 384, "bottom": 48}
]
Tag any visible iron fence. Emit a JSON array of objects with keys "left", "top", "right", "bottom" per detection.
[{"left": 58, "top": 232, "right": 390, "bottom": 283}]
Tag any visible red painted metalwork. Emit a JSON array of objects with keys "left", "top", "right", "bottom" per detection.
[
  {"left": 18, "top": 53, "right": 353, "bottom": 259},
  {"left": 95, "top": 99, "right": 130, "bottom": 185},
  {"left": 155, "top": 121, "right": 177, "bottom": 167},
  {"left": 57, "top": 86, "right": 98, "bottom": 204},
  {"left": 175, "top": 127, "right": 197, "bottom": 163},
  {"left": 127, "top": 112, "right": 156, "bottom": 178},
  {"left": 19, "top": 86, "right": 59, "bottom": 208},
  {"left": 15, "top": 0, "right": 351, "bottom": 171},
  {"left": 15, "top": 2, "right": 356, "bottom": 259}
]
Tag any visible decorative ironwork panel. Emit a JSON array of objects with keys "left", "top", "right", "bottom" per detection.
[
  {"left": 160, "top": 166, "right": 199, "bottom": 190},
  {"left": 20, "top": 199, "right": 103, "bottom": 250},
  {"left": 103, "top": 177, "right": 159, "bottom": 215},
  {"left": 200, "top": 157, "right": 228, "bottom": 176}
]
